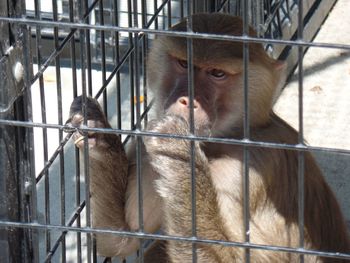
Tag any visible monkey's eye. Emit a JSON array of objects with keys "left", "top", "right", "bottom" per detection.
[
  {"left": 208, "top": 69, "right": 226, "bottom": 79},
  {"left": 177, "top": 59, "right": 188, "bottom": 69}
]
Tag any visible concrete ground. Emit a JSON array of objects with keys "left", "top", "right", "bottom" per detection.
[
  {"left": 274, "top": 0, "right": 350, "bottom": 223},
  {"left": 30, "top": 0, "right": 350, "bottom": 261}
]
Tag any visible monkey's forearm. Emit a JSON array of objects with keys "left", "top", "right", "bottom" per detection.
[
  {"left": 145, "top": 131, "right": 234, "bottom": 261},
  {"left": 88, "top": 146, "right": 128, "bottom": 228},
  {"left": 154, "top": 153, "right": 223, "bottom": 237},
  {"left": 66, "top": 96, "right": 151, "bottom": 257},
  {"left": 144, "top": 116, "right": 225, "bottom": 239},
  {"left": 80, "top": 139, "right": 139, "bottom": 257}
]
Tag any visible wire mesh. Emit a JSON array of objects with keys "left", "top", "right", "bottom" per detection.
[{"left": 0, "top": 0, "right": 350, "bottom": 262}]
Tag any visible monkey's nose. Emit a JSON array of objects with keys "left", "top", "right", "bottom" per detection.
[{"left": 178, "top": 97, "right": 199, "bottom": 109}]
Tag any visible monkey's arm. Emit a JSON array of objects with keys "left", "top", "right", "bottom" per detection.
[
  {"left": 144, "top": 115, "right": 233, "bottom": 261},
  {"left": 85, "top": 139, "right": 138, "bottom": 257},
  {"left": 82, "top": 142, "right": 162, "bottom": 258},
  {"left": 66, "top": 96, "right": 161, "bottom": 258}
]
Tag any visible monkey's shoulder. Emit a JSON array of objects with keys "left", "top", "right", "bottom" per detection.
[{"left": 251, "top": 112, "right": 299, "bottom": 145}]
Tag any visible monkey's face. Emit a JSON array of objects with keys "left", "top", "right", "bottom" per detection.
[
  {"left": 157, "top": 54, "right": 245, "bottom": 136},
  {"left": 147, "top": 14, "right": 281, "bottom": 137},
  {"left": 147, "top": 46, "right": 279, "bottom": 137}
]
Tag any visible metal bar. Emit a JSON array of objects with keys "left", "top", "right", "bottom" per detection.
[
  {"left": 0, "top": 1, "right": 344, "bottom": 262},
  {"left": 94, "top": 43, "right": 134, "bottom": 100},
  {"left": 185, "top": 3, "right": 197, "bottom": 262},
  {"left": 74, "top": 145, "right": 82, "bottom": 263},
  {"left": 69, "top": 0, "right": 78, "bottom": 98},
  {"left": 51, "top": 1, "right": 66, "bottom": 262},
  {"left": 180, "top": 0, "right": 184, "bottom": 18},
  {"left": 22, "top": 18, "right": 39, "bottom": 263},
  {"left": 2, "top": 17, "right": 350, "bottom": 51},
  {"left": 133, "top": 0, "right": 145, "bottom": 261},
  {"left": 77, "top": 0, "right": 91, "bottom": 262},
  {"left": 297, "top": 0, "right": 305, "bottom": 262},
  {"left": 216, "top": 0, "right": 230, "bottom": 12},
  {"left": 167, "top": 0, "right": 172, "bottom": 27},
  {"left": 33, "top": 0, "right": 51, "bottom": 256},
  {"left": 93, "top": 0, "right": 170, "bottom": 100},
  {"left": 99, "top": 0, "right": 108, "bottom": 116},
  {"left": 2, "top": 118, "right": 350, "bottom": 157},
  {"left": 242, "top": 0, "right": 250, "bottom": 262},
  {"left": 29, "top": 0, "right": 100, "bottom": 86},
  {"left": 128, "top": 0, "right": 135, "bottom": 130},
  {"left": 35, "top": 135, "right": 71, "bottom": 184},
  {"left": 154, "top": 0, "right": 159, "bottom": 29},
  {"left": 68, "top": 1, "right": 82, "bottom": 260},
  {"left": 44, "top": 201, "right": 86, "bottom": 262},
  {"left": 113, "top": 0, "right": 122, "bottom": 131},
  {"left": 141, "top": 0, "right": 148, "bottom": 125},
  {"left": 1, "top": 220, "right": 350, "bottom": 260}
]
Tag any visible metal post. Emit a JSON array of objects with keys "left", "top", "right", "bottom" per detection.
[{"left": 0, "top": 0, "right": 37, "bottom": 262}]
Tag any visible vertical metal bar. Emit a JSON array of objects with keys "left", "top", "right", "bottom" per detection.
[
  {"left": 141, "top": 0, "right": 148, "bottom": 125},
  {"left": 133, "top": 1, "right": 145, "bottom": 261},
  {"left": 113, "top": 0, "right": 122, "bottom": 131},
  {"left": 185, "top": 3, "right": 197, "bottom": 262},
  {"left": 242, "top": 0, "right": 250, "bottom": 262},
  {"left": 75, "top": 148, "right": 82, "bottom": 263},
  {"left": 22, "top": 17, "right": 39, "bottom": 263},
  {"left": 78, "top": 0, "right": 91, "bottom": 262},
  {"left": 52, "top": 1, "right": 66, "bottom": 262},
  {"left": 297, "top": 0, "right": 305, "bottom": 262},
  {"left": 227, "top": 0, "right": 231, "bottom": 13},
  {"left": 113, "top": 0, "right": 122, "bottom": 132},
  {"left": 85, "top": 0, "right": 93, "bottom": 97},
  {"left": 180, "top": 0, "right": 184, "bottom": 19},
  {"left": 20, "top": 73, "right": 37, "bottom": 263},
  {"left": 154, "top": 0, "right": 159, "bottom": 29},
  {"left": 68, "top": 1, "right": 82, "bottom": 261},
  {"left": 33, "top": 0, "right": 51, "bottom": 256},
  {"left": 69, "top": 0, "right": 78, "bottom": 99},
  {"left": 167, "top": 0, "right": 172, "bottom": 27},
  {"left": 99, "top": 0, "right": 108, "bottom": 115},
  {"left": 128, "top": 0, "right": 135, "bottom": 129}
]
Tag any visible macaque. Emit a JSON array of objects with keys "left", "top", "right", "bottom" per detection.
[{"left": 66, "top": 13, "right": 350, "bottom": 262}]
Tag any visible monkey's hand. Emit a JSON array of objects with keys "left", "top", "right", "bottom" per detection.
[
  {"left": 144, "top": 115, "right": 191, "bottom": 155},
  {"left": 144, "top": 115, "right": 209, "bottom": 172},
  {"left": 144, "top": 114, "right": 207, "bottom": 188},
  {"left": 65, "top": 96, "right": 120, "bottom": 150}
]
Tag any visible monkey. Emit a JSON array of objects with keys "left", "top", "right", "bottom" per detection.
[{"left": 65, "top": 13, "right": 350, "bottom": 262}]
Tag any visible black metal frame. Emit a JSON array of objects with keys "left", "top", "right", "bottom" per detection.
[{"left": 0, "top": 0, "right": 349, "bottom": 262}]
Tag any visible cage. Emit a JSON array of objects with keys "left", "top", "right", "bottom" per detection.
[{"left": 0, "top": 0, "right": 350, "bottom": 262}]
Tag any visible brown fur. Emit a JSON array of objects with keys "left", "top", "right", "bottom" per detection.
[{"left": 66, "top": 13, "right": 350, "bottom": 262}]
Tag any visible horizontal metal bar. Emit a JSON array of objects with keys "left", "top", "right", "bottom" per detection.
[
  {"left": 1, "top": 118, "right": 350, "bottom": 156},
  {"left": 0, "top": 220, "right": 349, "bottom": 260},
  {"left": 0, "top": 16, "right": 350, "bottom": 50}
]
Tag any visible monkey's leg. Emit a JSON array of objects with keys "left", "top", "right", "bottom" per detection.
[
  {"left": 66, "top": 96, "right": 139, "bottom": 257},
  {"left": 144, "top": 115, "right": 236, "bottom": 262}
]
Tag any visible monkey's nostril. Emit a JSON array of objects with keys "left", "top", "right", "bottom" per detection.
[
  {"left": 179, "top": 97, "right": 189, "bottom": 106},
  {"left": 178, "top": 97, "right": 199, "bottom": 109}
]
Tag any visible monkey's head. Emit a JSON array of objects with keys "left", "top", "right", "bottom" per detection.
[{"left": 147, "top": 13, "right": 284, "bottom": 137}]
